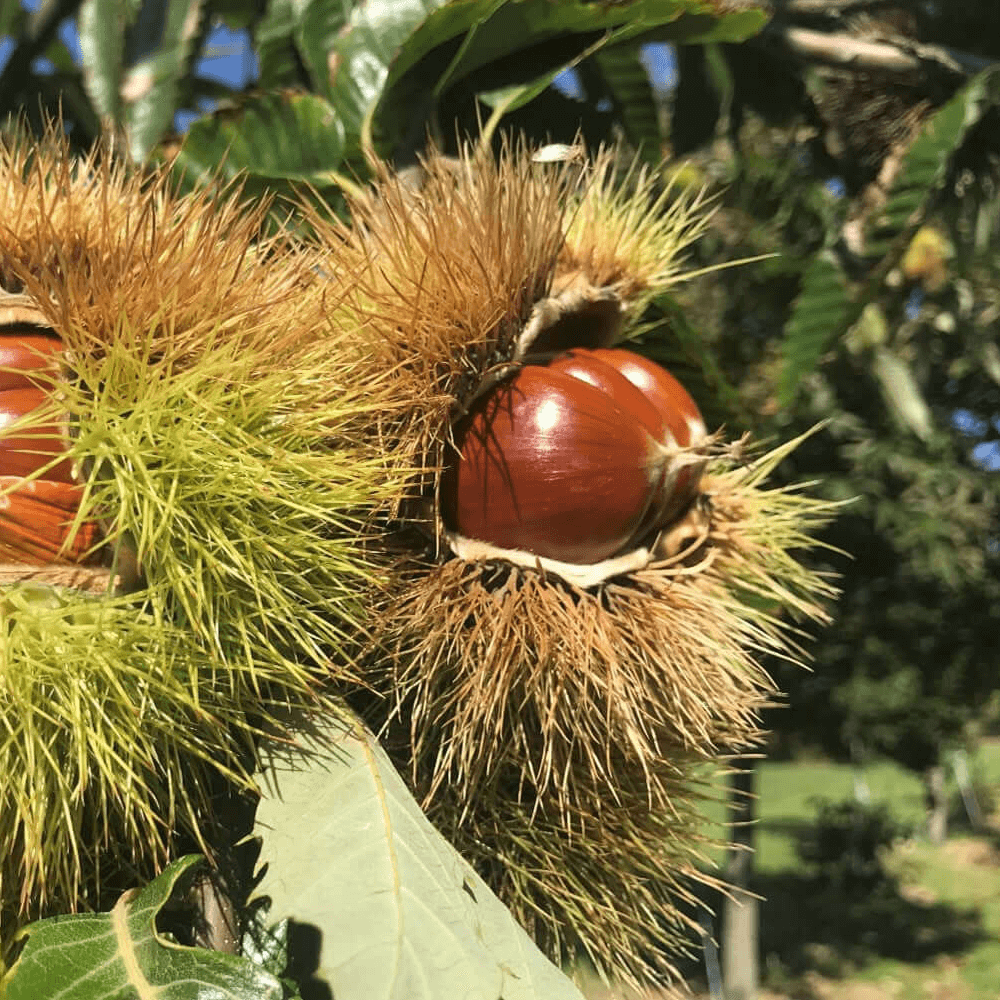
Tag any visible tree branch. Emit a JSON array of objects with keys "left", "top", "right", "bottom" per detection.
[
  {"left": 774, "top": 0, "right": 904, "bottom": 15},
  {"left": 764, "top": 23, "right": 996, "bottom": 78}
]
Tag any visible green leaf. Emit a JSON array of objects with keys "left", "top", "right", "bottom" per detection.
[
  {"left": 778, "top": 250, "right": 851, "bottom": 407},
  {"left": 591, "top": 43, "right": 662, "bottom": 164},
  {"left": 79, "top": 0, "right": 129, "bottom": 123},
  {"left": 254, "top": 713, "right": 587, "bottom": 1000},
  {"left": 294, "top": 0, "right": 352, "bottom": 94},
  {"left": 325, "top": 0, "right": 442, "bottom": 147},
  {"left": 122, "top": 0, "right": 206, "bottom": 158},
  {"left": 778, "top": 67, "right": 1000, "bottom": 406},
  {"left": 373, "top": 0, "right": 762, "bottom": 156},
  {"left": 255, "top": 0, "right": 304, "bottom": 90},
  {"left": 866, "top": 67, "right": 1000, "bottom": 259},
  {"left": 0, "top": 1, "right": 28, "bottom": 36},
  {"left": 79, "top": 0, "right": 206, "bottom": 159},
  {"left": 1, "top": 857, "right": 289, "bottom": 1000},
  {"left": 171, "top": 91, "right": 348, "bottom": 188}
]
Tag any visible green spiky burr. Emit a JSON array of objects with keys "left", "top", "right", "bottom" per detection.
[{"left": 0, "top": 128, "right": 403, "bottom": 959}]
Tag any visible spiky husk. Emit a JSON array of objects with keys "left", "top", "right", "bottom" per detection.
[
  {"left": 0, "top": 129, "right": 402, "bottom": 949},
  {"left": 308, "top": 144, "right": 837, "bottom": 983},
  {"left": 382, "top": 439, "right": 837, "bottom": 816},
  {"left": 304, "top": 143, "right": 711, "bottom": 508},
  {"left": 428, "top": 767, "right": 725, "bottom": 992},
  {"left": 373, "top": 443, "right": 836, "bottom": 983}
]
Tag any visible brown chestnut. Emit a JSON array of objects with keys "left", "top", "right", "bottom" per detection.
[
  {"left": 0, "top": 335, "right": 63, "bottom": 392},
  {"left": 0, "top": 387, "right": 75, "bottom": 483},
  {"left": 590, "top": 348, "right": 707, "bottom": 524},
  {"left": 441, "top": 348, "right": 708, "bottom": 568},
  {"left": 0, "top": 334, "right": 99, "bottom": 565},
  {"left": 441, "top": 365, "right": 666, "bottom": 564},
  {"left": 0, "top": 477, "right": 99, "bottom": 564}
]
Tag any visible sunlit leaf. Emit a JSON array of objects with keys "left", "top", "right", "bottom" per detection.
[
  {"left": 1, "top": 856, "right": 290, "bottom": 1000},
  {"left": 374, "top": 0, "right": 766, "bottom": 157},
  {"left": 171, "top": 91, "right": 348, "bottom": 191},
  {"left": 80, "top": 0, "right": 206, "bottom": 159},
  {"left": 254, "top": 712, "right": 587, "bottom": 1000}
]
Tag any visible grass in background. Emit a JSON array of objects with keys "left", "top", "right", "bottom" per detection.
[{"left": 689, "top": 741, "right": 1000, "bottom": 1000}]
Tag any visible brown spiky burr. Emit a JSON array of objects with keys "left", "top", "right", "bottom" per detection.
[{"left": 304, "top": 142, "right": 838, "bottom": 986}]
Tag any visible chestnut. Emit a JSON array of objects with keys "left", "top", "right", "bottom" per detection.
[
  {"left": 0, "top": 335, "right": 63, "bottom": 392},
  {"left": 0, "top": 387, "right": 75, "bottom": 482},
  {"left": 590, "top": 348, "right": 707, "bottom": 524},
  {"left": 441, "top": 348, "right": 707, "bottom": 567},
  {"left": 0, "top": 477, "right": 99, "bottom": 564},
  {"left": 0, "top": 334, "right": 97, "bottom": 565},
  {"left": 441, "top": 365, "right": 665, "bottom": 564}
]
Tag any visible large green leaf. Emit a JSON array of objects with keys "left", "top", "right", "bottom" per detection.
[
  {"left": 254, "top": 713, "right": 587, "bottom": 1000},
  {"left": 322, "top": 0, "right": 443, "bottom": 147},
  {"left": 79, "top": 0, "right": 206, "bottom": 159},
  {"left": 171, "top": 91, "right": 349, "bottom": 191},
  {"left": 373, "top": 0, "right": 767, "bottom": 156},
  {"left": 1, "top": 856, "right": 291, "bottom": 1000}
]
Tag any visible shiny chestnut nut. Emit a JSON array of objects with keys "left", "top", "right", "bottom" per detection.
[
  {"left": 543, "top": 348, "right": 706, "bottom": 541},
  {"left": 589, "top": 347, "right": 708, "bottom": 525},
  {"left": 441, "top": 348, "right": 708, "bottom": 567},
  {"left": 441, "top": 365, "right": 668, "bottom": 564},
  {"left": 0, "top": 334, "right": 97, "bottom": 564}
]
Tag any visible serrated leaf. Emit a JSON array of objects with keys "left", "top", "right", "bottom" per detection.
[
  {"left": 868, "top": 66, "right": 1000, "bottom": 258},
  {"left": 778, "top": 250, "right": 851, "bottom": 407},
  {"left": 591, "top": 43, "right": 663, "bottom": 163},
  {"left": 172, "top": 91, "right": 347, "bottom": 188},
  {"left": 1, "top": 856, "right": 288, "bottom": 1000},
  {"left": 779, "top": 67, "right": 1000, "bottom": 404},
  {"left": 254, "top": 713, "right": 587, "bottom": 1000}
]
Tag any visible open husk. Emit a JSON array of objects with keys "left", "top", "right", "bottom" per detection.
[{"left": 303, "top": 143, "right": 839, "bottom": 985}]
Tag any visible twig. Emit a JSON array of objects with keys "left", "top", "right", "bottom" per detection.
[
  {"left": 0, "top": 0, "right": 84, "bottom": 116},
  {"left": 774, "top": 0, "right": 901, "bottom": 14},
  {"left": 765, "top": 23, "right": 996, "bottom": 78},
  {"left": 190, "top": 872, "right": 240, "bottom": 954}
]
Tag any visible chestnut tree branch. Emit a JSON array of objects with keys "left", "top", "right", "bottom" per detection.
[
  {"left": 763, "top": 23, "right": 996, "bottom": 79},
  {"left": 774, "top": 0, "right": 907, "bottom": 15}
]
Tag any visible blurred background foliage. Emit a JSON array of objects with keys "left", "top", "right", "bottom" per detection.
[{"left": 2, "top": 0, "right": 1000, "bottom": 991}]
